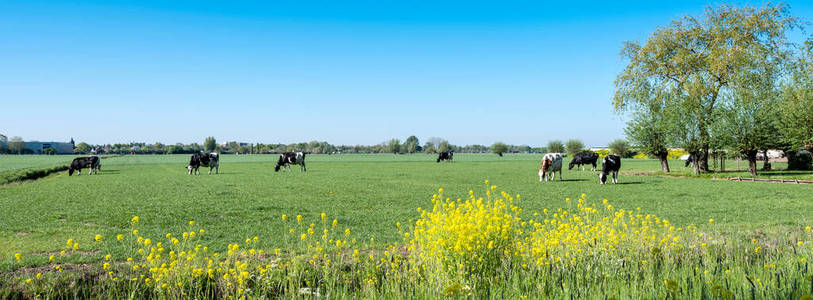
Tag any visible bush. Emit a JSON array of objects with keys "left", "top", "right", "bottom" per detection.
[{"left": 546, "top": 140, "right": 565, "bottom": 153}]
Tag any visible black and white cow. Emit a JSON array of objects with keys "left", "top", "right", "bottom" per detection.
[
  {"left": 436, "top": 151, "right": 453, "bottom": 163},
  {"left": 599, "top": 155, "right": 621, "bottom": 184},
  {"left": 275, "top": 152, "right": 306, "bottom": 172},
  {"left": 569, "top": 151, "right": 599, "bottom": 171},
  {"left": 188, "top": 152, "right": 219, "bottom": 175},
  {"left": 684, "top": 154, "right": 696, "bottom": 167},
  {"left": 69, "top": 156, "right": 101, "bottom": 176}
]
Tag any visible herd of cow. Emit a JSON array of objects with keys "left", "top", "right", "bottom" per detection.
[
  {"left": 538, "top": 151, "right": 622, "bottom": 184},
  {"left": 67, "top": 150, "right": 621, "bottom": 184}
]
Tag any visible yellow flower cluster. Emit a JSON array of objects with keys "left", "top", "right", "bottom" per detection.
[{"left": 409, "top": 183, "right": 690, "bottom": 281}]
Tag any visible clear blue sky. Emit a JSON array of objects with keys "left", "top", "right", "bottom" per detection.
[{"left": 2, "top": 1, "right": 811, "bottom": 146}]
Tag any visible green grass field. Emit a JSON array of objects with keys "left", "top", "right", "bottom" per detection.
[
  {"left": 0, "top": 155, "right": 83, "bottom": 173},
  {"left": 2, "top": 154, "right": 812, "bottom": 269}
]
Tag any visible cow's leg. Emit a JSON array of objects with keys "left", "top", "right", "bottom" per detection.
[
  {"left": 612, "top": 171, "right": 618, "bottom": 184},
  {"left": 301, "top": 161, "right": 306, "bottom": 172},
  {"left": 216, "top": 165, "right": 219, "bottom": 174}
]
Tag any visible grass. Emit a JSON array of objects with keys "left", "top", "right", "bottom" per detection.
[
  {"left": 0, "top": 155, "right": 82, "bottom": 173},
  {"left": 0, "top": 154, "right": 811, "bottom": 297}
]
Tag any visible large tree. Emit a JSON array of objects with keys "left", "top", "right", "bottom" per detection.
[
  {"left": 779, "top": 42, "right": 813, "bottom": 154},
  {"left": 712, "top": 60, "right": 783, "bottom": 176},
  {"left": 614, "top": 3, "right": 798, "bottom": 173},
  {"left": 624, "top": 90, "right": 678, "bottom": 172}
]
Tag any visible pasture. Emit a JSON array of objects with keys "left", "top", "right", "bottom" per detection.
[{"left": 1, "top": 154, "right": 812, "bottom": 298}]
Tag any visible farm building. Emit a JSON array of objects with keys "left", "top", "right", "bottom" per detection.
[{"left": 0, "top": 140, "right": 75, "bottom": 154}]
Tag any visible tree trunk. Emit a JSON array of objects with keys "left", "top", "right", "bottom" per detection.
[
  {"left": 746, "top": 150, "right": 758, "bottom": 177},
  {"left": 698, "top": 147, "right": 710, "bottom": 172},
  {"left": 658, "top": 153, "right": 670, "bottom": 172},
  {"left": 691, "top": 152, "right": 700, "bottom": 175},
  {"left": 761, "top": 149, "right": 771, "bottom": 171}
]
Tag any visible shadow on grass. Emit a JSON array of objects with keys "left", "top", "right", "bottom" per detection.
[
  {"left": 558, "top": 179, "right": 588, "bottom": 182},
  {"left": 614, "top": 181, "right": 644, "bottom": 185}
]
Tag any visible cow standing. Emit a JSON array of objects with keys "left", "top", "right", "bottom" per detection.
[
  {"left": 539, "top": 153, "right": 563, "bottom": 181},
  {"left": 68, "top": 156, "right": 101, "bottom": 176},
  {"left": 188, "top": 153, "right": 219, "bottom": 175},
  {"left": 569, "top": 151, "right": 599, "bottom": 171},
  {"left": 436, "top": 151, "right": 453, "bottom": 163},
  {"left": 599, "top": 155, "right": 621, "bottom": 184},
  {"left": 275, "top": 152, "right": 306, "bottom": 172}
]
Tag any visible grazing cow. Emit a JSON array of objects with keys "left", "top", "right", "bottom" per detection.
[
  {"left": 569, "top": 151, "right": 599, "bottom": 171},
  {"left": 538, "top": 153, "right": 563, "bottom": 182},
  {"left": 436, "top": 151, "right": 453, "bottom": 163},
  {"left": 684, "top": 154, "right": 696, "bottom": 167},
  {"left": 599, "top": 155, "right": 621, "bottom": 184},
  {"left": 275, "top": 152, "right": 306, "bottom": 172},
  {"left": 187, "top": 152, "right": 219, "bottom": 175},
  {"left": 69, "top": 156, "right": 101, "bottom": 176}
]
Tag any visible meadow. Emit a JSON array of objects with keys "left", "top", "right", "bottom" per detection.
[{"left": 1, "top": 154, "right": 811, "bottom": 298}]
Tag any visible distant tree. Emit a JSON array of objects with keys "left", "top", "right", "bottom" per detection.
[
  {"left": 423, "top": 142, "right": 436, "bottom": 154},
  {"left": 41, "top": 147, "right": 57, "bottom": 155},
  {"left": 438, "top": 140, "right": 450, "bottom": 153},
  {"left": 546, "top": 140, "right": 565, "bottom": 154},
  {"left": 0, "top": 134, "right": 6, "bottom": 143},
  {"left": 608, "top": 139, "right": 630, "bottom": 157},
  {"left": 491, "top": 142, "right": 508, "bottom": 156},
  {"left": 404, "top": 135, "right": 420, "bottom": 154},
  {"left": 8, "top": 136, "right": 25, "bottom": 154},
  {"left": 565, "top": 139, "right": 584, "bottom": 156},
  {"left": 387, "top": 139, "right": 401, "bottom": 154},
  {"left": 204, "top": 137, "right": 217, "bottom": 152},
  {"left": 75, "top": 142, "right": 91, "bottom": 154}
]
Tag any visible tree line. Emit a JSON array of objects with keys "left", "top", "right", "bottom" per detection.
[{"left": 615, "top": 3, "right": 813, "bottom": 176}]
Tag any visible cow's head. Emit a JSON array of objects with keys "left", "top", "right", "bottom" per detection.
[
  {"left": 599, "top": 172, "right": 607, "bottom": 185},
  {"left": 541, "top": 159, "right": 551, "bottom": 173},
  {"left": 568, "top": 160, "right": 575, "bottom": 170},
  {"left": 68, "top": 167, "right": 75, "bottom": 176},
  {"left": 274, "top": 163, "right": 281, "bottom": 172}
]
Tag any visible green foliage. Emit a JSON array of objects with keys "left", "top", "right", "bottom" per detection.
[
  {"left": 615, "top": 3, "right": 800, "bottom": 171},
  {"left": 404, "top": 136, "right": 420, "bottom": 154},
  {"left": 490, "top": 142, "right": 508, "bottom": 156},
  {"left": 608, "top": 139, "right": 631, "bottom": 157},
  {"left": 74, "top": 142, "right": 90, "bottom": 154},
  {"left": 779, "top": 48, "right": 813, "bottom": 152},
  {"left": 203, "top": 137, "right": 217, "bottom": 152},
  {"left": 40, "top": 148, "right": 57, "bottom": 155},
  {"left": 565, "top": 139, "right": 584, "bottom": 156},
  {"left": 438, "top": 140, "right": 450, "bottom": 153},
  {"left": 546, "top": 140, "right": 564, "bottom": 153},
  {"left": 387, "top": 139, "right": 401, "bottom": 154}
]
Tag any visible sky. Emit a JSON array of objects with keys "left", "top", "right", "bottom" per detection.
[{"left": 2, "top": 1, "right": 812, "bottom": 147}]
